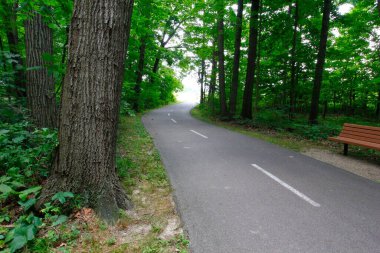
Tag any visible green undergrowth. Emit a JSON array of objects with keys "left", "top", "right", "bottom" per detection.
[
  {"left": 191, "top": 105, "right": 380, "bottom": 162},
  {"left": 1, "top": 105, "right": 188, "bottom": 252},
  {"left": 0, "top": 119, "right": 82, "bottom": 253}
]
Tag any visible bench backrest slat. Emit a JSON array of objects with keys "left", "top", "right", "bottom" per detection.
[{"left": 340, "top": 123, "right": 380, "bottom": 144}]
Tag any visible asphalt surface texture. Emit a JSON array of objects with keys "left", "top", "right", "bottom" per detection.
[{"left": 142, "top": 103, "right": 380, "bottom": 253}]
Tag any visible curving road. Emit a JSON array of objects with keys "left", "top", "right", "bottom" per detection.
[{"left": 142, "top": 103, "right": 380, "bottom": 253}]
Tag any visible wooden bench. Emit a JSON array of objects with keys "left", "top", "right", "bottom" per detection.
[{"left": 328, "top": 123, "right": 380, "bottom": 155}]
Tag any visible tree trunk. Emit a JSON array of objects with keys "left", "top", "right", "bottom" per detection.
[
  {"left": 133, "top": 0, "right": 151, "bottom": 111},
  {"left": 217, "top": 0, "right": 228, "bottom": 117},
  {"left": 208, "top": 49, "right": 218, "bottom": 113},
  {"left": 376, "top": 89, "right": 380, "bottom": 119},
  {"left": 0, "top": 0, "right": 26, "bottom": 97},
  {"left": 229, "top": 0, "right": 244, "bottom": 116},
  {"left": 309, "top": 0, "right": 331, "bottom": 124},
  {"left": 151, "top": 57, "right": 160, "bottom": 83},
  {"left": 289, "top": 0, "right": 299, "bottom": 119},
  {"left": 200, "top": 59, "right": 206, "bottom": 104},
  {"left": 0, "top": 35, "right": 6, "bottom": 71},
  {"left": 38, "top": 0, "right": 134, "bottom": 222},
  {"left": 253, "top": 3, "right": 262, "bottom": 114},
  {"left": 322, "top": 100, "right": 328, "bottom": 119},
  {"left": 57, "top": 26, "right": 70, "bottom": 94},
  {"left": 241, "top": 0, "right": 260, "bottom": 119},
  {"left": 133, "top": 37, "right": 147, "bottom": 111},
  {"left": 25, "top": 12, "right": 57, "bottom": 128}
]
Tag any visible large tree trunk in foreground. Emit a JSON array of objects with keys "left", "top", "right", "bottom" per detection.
[
  {"left": 241, "top": 0, "right": 260, "bottom": 119},
  {"left": 217, "top": 0, "right": 228, "bottom": 117},
  {"left": 309, "top": 0, "right": 331, "bottom": 124},
  {"left": 229, "top": 0, "right": 244, "bottom": 116},
  {"left": 25, "top": 12, "right": 57, "bottom": 128},
  {"left": 38, "top": 0, "right": 134, "bottom": 222}
]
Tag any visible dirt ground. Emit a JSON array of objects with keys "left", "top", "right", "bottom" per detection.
[{"left": 302, "top": 148, "right": 380, "bottom": 182}]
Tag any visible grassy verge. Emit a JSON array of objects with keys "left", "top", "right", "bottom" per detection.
[
  {"left": 191, "top": 106, "right": 320, "bottom": 152},
  {"left": 191, "top": 106, "right": 380, "bottom": 162},
  {"left": 65, "top": 114, "right": 189, "bottom": 252}
]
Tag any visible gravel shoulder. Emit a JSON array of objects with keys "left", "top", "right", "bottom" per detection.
[{"left": 302, "top": 148, "right": 380, "bottom": 182}]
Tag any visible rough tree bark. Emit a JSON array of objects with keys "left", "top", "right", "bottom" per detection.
[
  {"left": 25, "top": 12, "right": 57, "bottom": 128},
  {"left": 289, "top": 0, "right": 299, "bottom": 119},
  {"left": 38, "top": 0, "right": 135, "bottom": 222},
  {"left": 241, "top": 0, "right": 260, "bottom": 119},
  {"left": 217, "top": 0, "right": 228, "bottom": 117},
  {"left": 309, "top": 0, "right": 331, "bottom": 124},
  {"left": 229, "top": 0, "right": 244, "bottom": 116}
]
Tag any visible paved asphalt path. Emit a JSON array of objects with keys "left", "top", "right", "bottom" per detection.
[{"left": 142, "top": 103, "right": 380, "bottom": 253}]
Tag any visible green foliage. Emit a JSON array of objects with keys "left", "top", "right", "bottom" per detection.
[{"left": 0, "top": 119, "right": 82, "bottom": 252}]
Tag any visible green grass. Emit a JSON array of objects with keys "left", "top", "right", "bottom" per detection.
[
  {"left": 114, "top": 114, "right": 189, "bottom": 253},
  {"left": 117, "top": 115, "right": 169, "bottom": 192},
  {"left": 191, "top": 106, "right": 316, "bottom": 152},
  {"left": 191, "top": 105, "right": 380, "bottom": 163}
]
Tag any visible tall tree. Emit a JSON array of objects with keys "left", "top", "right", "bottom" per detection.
[
  {"left": 38, "top": 0, "right": 135, "bottom": 222},
  {"left": 217, "top": 0, "right": 228, "bottom": 117},
  {"left": 229, "top": 0, "right": 244, "bottom": 116},
  {"left": 309, "top": 0, "right": 332, "bottom": 124},
  {"left": 289, "top": 0, "right": 299, "bottom": 119},
  {"left": 150, "top": 2, "right": 189, "bottom": 84},
  {"left": 199, "top": 59, "right": 206, "bottom": 104},
  {"left": 25, "top": 12, "right": 57, "bottom": 128},
  {"left": 133, "top": 0, "right": 152, "bottom": 111},
  {"left": 208, "top": 46, "right": 218, "bottom": 112},
  {"left": 241, "top": 0, "right": 260, "bottom": 119}
]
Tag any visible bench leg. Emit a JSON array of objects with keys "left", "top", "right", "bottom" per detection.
[{"left": 343, "top": 144, "right": 348, "bottom": 156}]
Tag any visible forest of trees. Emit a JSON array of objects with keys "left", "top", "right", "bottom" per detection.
[
  {"left": 188, "top": 0, "right": 380, "bottom": 125},
  {"left": 0, "top": 0, "right": 379, "bottom": 251}
]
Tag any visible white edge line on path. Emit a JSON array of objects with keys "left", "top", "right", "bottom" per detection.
[
  {"left": 190, "top": 130, "right": 208, "bottom": 139},
  {"left": 171, "top": 119, "right": 177, "bottom": 124},
  {"left": 251, "top": 164, "right": 321, "bottom": 207}
]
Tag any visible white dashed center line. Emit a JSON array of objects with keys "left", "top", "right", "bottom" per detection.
[
  {"left": 190, "top": 130, "right": 208, "bottom": 139},
  {"left": 251, "top": 164, "right": 320, "bottom": 207}
]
